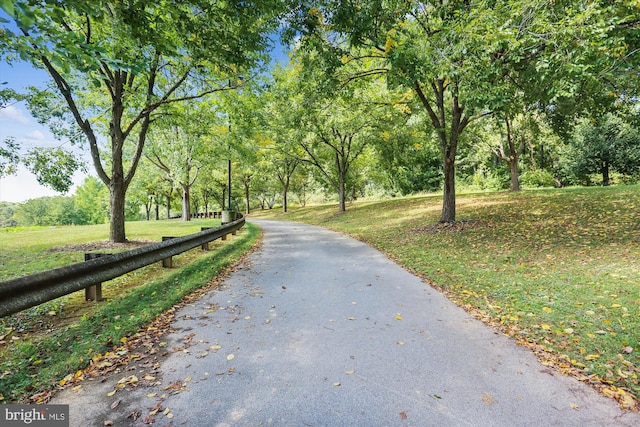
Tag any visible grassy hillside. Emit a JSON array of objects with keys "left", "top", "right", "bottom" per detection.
[{"left": 251, "top": 185, "right": 640, "bottom": 409}]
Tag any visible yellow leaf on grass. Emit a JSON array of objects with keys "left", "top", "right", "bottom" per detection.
[
  {"left": 542, "top": 307, "right": 553, "bottom": 313},
  {"left": 540, "top": 324, "right": 551, "bottom": 330},
  {"left": 585, "top": 354, "right": 600, "bottom": 360}
]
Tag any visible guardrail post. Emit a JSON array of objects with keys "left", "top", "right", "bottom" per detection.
[
  {"left": 232, "top": 213, "right": 238, "bottom": 235},
  {"left": 200, "top": 227, "right": 212, "bottom": 250},
  {"left": 84, "top": 253, "right": 109, "bottom": 301},
  {"left": 162, "top": 237, "right": 177, "bottom": 267}
]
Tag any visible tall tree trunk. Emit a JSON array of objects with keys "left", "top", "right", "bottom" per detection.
[
  {"left": 602, "top": 161, "right": 610, "bottom": 186},
  {"left": 109, "top": 178, "right": 127, "bottom": 242},
  {"left": 282, "top": 179, "right": 290, "bottom": 213},
  {"left": 509, "top": 159, "right": 520, "bottom": 192},
  {"left": 504, "top": 116, "right": 521, "bottom": 192},
  {"left": 337, "top": 152, "right": 347, "bottom": 212},
  {"left": 244, "top": 180, "right": 251, "bottom": 215},
  {"left": 441, "top": 157, "right": 456, "bottom": 223},
  {"left": 181, "top": 184, "right": 191, "bottom": 221},
  {"left": 165, "top": 191, "right": 171, "bottom": 219},
  {"left": 415, "top": 80, "right": 463, "bottom": 223}
]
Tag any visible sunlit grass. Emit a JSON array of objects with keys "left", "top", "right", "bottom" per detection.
[{"left": 0, "top": 219, "right": 223, "bottom": 280}]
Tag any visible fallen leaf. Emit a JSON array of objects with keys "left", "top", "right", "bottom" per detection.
[
  {"left": 622, "top": 346, "right": 633, "bottom": 354},
  {"left": 348, "top": 317, "right": 356, "bottom": 321},
  {"left": 104, "top": 421, "right": 114, "bottom": 426},
  {"left": 482, "top": 392, "right": 494, "bottom": 405},
  {"left": 400, "top": 411, "right": 407, "bottom": 420},
  {"left": 227, "top": 354, "right": 235, "bottom": 361},
  {"left": 345, "top": 370, "right": 355, "bottom": 375},
  {"left": 395, "top": 314, "right": 403, "bottom": 321},
  {"left": 107, "top": 390, "right": 117, "bottom": 397},
  {"left": 397, "top": 341, "right": 405, "bottom": 346},
  {"left": 570, "top": 403, "right": 579, "bottom": 410},
  {"left": 585, "top": 354, "right": 600, "bottom": 360},
  {"left": 111, "top": 399, "right": 120, "bottom": 409},
  {"left": 542, "top": 307, "right": 553, "bottom": 313},
  {"left": 333, "top": 382, "right": 341, "bottom": 387},
  {"left": 147, "top": 393, "right": 157, "bottom": 398}
]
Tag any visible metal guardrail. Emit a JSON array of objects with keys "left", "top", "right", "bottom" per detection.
[{"left": 0, "top": 214, "right": 245, "bottom": 318}]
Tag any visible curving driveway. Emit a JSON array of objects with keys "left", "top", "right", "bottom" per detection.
[{"left": 53, "top": 219, "right": 639, "bottom": 426}]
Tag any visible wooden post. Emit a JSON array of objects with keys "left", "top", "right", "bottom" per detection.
[
  {"left": 200, "top": 227, "right": 211, "bottom": 250},
  {"left": 84, "top": 253, "right": 108, "bottom": 301},
  {"left": 162, "top": 237, "right": 177, "bottom": 267}
]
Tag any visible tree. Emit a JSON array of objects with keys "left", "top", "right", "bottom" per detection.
[
  {"left": 145, "top": 101, "right": 221, "bottom": 221},
  {"left": 285, "top": 0, "right": 632, "bottom": 221},
  {"left": 74, "top": 176, "right": 109, "bottom": 224},
  {"left": 567, "top": 114, "right": 640, "bottom": 186},
  {"left": 261, "top": 64, "right": 306, "bottom": 212},
  {"left": 1, "top": 1, "right": 282, "bottom": 241}
]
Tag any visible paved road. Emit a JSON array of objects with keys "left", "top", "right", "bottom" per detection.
[{"left": 53, "top": 219, "right": 639, "bottom": 426}]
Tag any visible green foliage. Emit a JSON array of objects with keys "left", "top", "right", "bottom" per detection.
[
  {"left": 12, "top": 197, "right": 76, "bottom": 227},
  {"left": 520, "top": 169, "right": 558, "bottom": 188},
  {"left": 0, "top": 202, "right": 17, "bottom": 228},
  {"left": 0, "top": 137, "right": 20, "bottom": 177},
  {"left": 22, "top": 147, "right": 85, "bottom": 193},
  {"left": 463, "top": 166, "right": 510, "bottom": 191},
  {"left": 566, "top": 114, "right": 640, "bottom": 186},
  {"left": 73, "top": 177, "right": 109, "bottom": 225}
]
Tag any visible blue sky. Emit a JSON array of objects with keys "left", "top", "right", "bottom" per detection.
[{"left": 0, "top": 59, "right": 86, "bottom": 203}]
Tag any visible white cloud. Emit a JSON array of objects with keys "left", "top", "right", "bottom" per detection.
[
  {"left": 0, "top": 105, "right": 30, "bottom": 125},
  {"left": 25, "top": 130, "right": 47, "bottom": 141}
]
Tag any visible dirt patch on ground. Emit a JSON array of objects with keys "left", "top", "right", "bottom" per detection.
[
  {"left": 411, "top": 219, "right": 492, "bottom": 234},
  {"left": 48, "top": 240, "right": 156, "bottom": 253}
]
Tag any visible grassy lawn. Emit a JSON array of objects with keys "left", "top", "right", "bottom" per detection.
[
  {"left": 0, "top": 219, "right": 260, "bottom": 403},
  {"left": 251, "top": 185, "right": 640, "bottom": 410},
  {"left": 0, "top": 219, "right": 228, "bottom": 280}
]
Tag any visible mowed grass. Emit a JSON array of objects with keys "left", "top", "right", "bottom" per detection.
[
  {"left": 0, "top": 219, "right": 227, "bottom": 280},
  {"left": 0, "top": 219, "right": 260, "bottom": 403},
  {"left": 252, "top": 185, "right": 640, "bottom": 408}
]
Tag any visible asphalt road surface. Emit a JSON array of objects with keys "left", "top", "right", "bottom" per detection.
[{"left": 52, "top": 219, "right": 639, "bottom": 426}]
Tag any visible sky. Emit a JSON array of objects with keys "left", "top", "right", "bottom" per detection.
[
  {"left": 0, "top": 59, "right": 88, "bottom": 203},
  {"left": 0, "top": 13, "right": 290, "bottom": 204}
]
